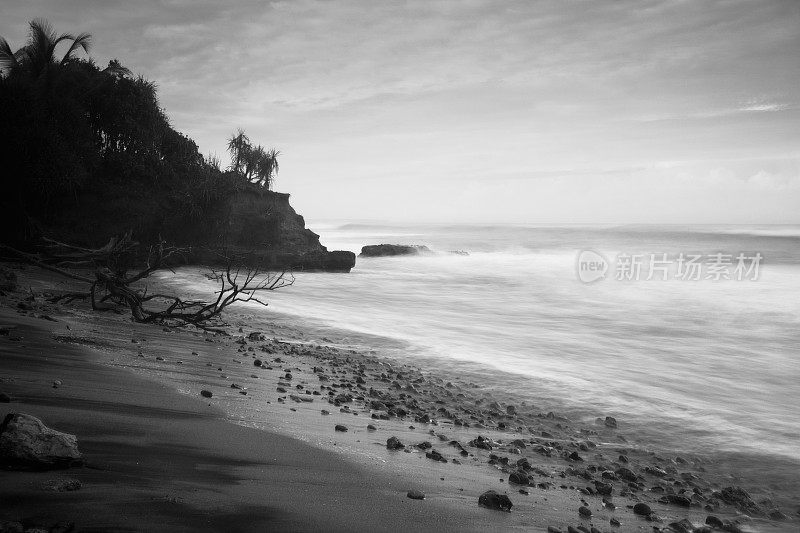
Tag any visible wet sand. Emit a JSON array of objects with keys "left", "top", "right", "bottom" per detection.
[{"left": 1, "top": 265, "right": 797, "bottom": 532}]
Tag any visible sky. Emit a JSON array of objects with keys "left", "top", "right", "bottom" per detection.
[{"left": 1, "top": 0, "right": 799, "bottom": 224}]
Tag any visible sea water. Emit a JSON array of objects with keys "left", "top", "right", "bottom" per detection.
[{"left": 181, "top": 224, "right": 800, "bottom": 465}]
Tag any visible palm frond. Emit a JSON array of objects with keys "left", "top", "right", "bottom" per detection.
[
  {"left": 0, "top": 37, "right": 20, "bottom": 74},
  {"left": 60, "top": 32, "right": 92, "bottom": 65}
]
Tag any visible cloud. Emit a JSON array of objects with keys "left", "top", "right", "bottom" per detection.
[{"left": 1, "top": 0, "right": 799, "bottom": 222}]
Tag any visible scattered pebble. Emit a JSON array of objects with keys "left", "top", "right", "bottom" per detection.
[
  {"left": 386, "top": 436, "right": 404, "bottom": 450},
  {"left": 478, "top": 490, "right": 512, "bottom": 512},
  {"left": 633, "top": 502, "right": 651, "bottom": 516}
]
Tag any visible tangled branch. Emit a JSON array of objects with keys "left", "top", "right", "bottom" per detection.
[{"left": 1, "top": 234, "right": 293, "bottom": 328}]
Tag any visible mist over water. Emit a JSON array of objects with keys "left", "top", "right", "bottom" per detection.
[{"left": 198, "top": 224, "right": 800, "bottom": 462}]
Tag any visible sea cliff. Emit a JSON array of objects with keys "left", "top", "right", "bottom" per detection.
[{"left": 192, "top": 188, "right": 355, "bottom": 272}]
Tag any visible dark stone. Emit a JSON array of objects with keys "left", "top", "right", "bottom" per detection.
[
  {"left": 253, "top": 359, "right": 262, "bottom": 367},
  {"left": 594, "top": 481, "right": 613, "bottom": 495},
  {"left": 547, "top": 527, "right": 562, "bottom": 533},
  {"left": 386, "top": 436, "right": 405, "bottom": 450},
  {"left": 200, "top": 390, "right": 213, "bottom": 398},
  {"left": 715, "top": 486, "right": 763, "bottom": 516},
  {"left": 705, "top": 515, "right": 724, "bottom": 528},
  {"left": 508, "top": 470, "right": 530, "bottom": 485},
  {"left": 425, "top": 449, "right": 446, "bottom": 462},
  {"left": 367, "top": 424, "right": 377, "bottom": 431},
  {"left": 666, "top": 494, "right": 692, "bottom": 507},
  {"left": 334, "top": 424, "right": 348, "bottom": 432},
  {"left": 469, "top": 436, "right": 493, "bottom": 450},
  {"left": 407, "top": 490, "right": 425, "bottom": 500},
  {"left": 0, "top": 413, "right": 82, "bottom": 469},
  {"left": 645, "top": 465, "right": 667, "bottom": 477},
  {"left": 604, "top": 416, "right": 618, "bottom": 428},
  {"left": 579, "top": 506, "right": 592, "bottom": 517},
  {"left": 668, "top": 519, "right": 695, "bottom": 533},
  {"left": 633, "top": 502, "right": 652, "bottom": 516},
  {"left": 616, "top": 467, "right": 637, "bottom": 482},
  {"left": 478, "top": 490, "right": 513, "bottom": 511},
  {"left": 610, "top": 518, "right": 620, "bottom": 527}
]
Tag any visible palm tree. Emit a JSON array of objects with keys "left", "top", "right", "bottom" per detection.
[
  {"left": 226, "top": 129, "right": 280, "bottom": 189},
  {"left": 226, "top": 129, "right": 250, "bottom": 175},
  {"left": 0, "top": 18, "right": 91, "bottom": 78},
  {"left": 258, "top": 148, "right": 280, "bottom": 190}
]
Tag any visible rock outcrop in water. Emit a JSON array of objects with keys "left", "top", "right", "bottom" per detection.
[{"left": 359, "top": 244, "right": 432, "bottom": 257}]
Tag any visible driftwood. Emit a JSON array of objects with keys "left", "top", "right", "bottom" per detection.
[{"left": 0, "top": 234, "right": 293, "bottom": 328}]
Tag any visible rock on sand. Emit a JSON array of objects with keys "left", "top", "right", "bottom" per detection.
[
  {"left": 478, "top": 490, "right": 512, "bottom": 512},
  {"left": 0, "top": 413, "right": 82, "bottom": 469}
]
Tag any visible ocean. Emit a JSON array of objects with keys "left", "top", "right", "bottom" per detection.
[{"left": 181, "top": 224, "right": 800, "bottom": 465}]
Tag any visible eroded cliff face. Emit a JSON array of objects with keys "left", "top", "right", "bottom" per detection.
[
  {"left": 224, "top": 190, "right": 322, "bottom": 251},
  {"left": 203, "top": 189, "right": 355, "bottom": 272},
  {"left": 8, "top": 184, "right": 354, "bottom": 272}
]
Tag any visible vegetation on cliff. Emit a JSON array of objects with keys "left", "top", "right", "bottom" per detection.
[{"left": 0, "top": 20, "right": 288, "bottom": 254}]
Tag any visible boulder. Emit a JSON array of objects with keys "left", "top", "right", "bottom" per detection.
[
  {"left": 0, "top": 413, "right": 82, "bottom": 469},
  {"left": 478, "top": 490, "right": 513, "bottom": 511}
]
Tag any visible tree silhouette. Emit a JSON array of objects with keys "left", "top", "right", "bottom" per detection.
[
  {"left": 0, "top": 18, "right": 91, "bottom": 78},
  {"left": 226, "top": 130, "right": 280, "bottom": 189}
]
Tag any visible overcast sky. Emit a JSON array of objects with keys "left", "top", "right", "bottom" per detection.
[{"left": 2, "top": 0, "right": 799, "bottom": 224}]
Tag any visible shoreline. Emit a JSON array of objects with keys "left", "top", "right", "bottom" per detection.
[{"left": 1, "top": 264, "right": 797, "bottom": 532}]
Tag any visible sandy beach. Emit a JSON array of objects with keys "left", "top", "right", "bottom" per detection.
[{"left": 1, "top": 264, "right": 797, "bottom": 533}]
